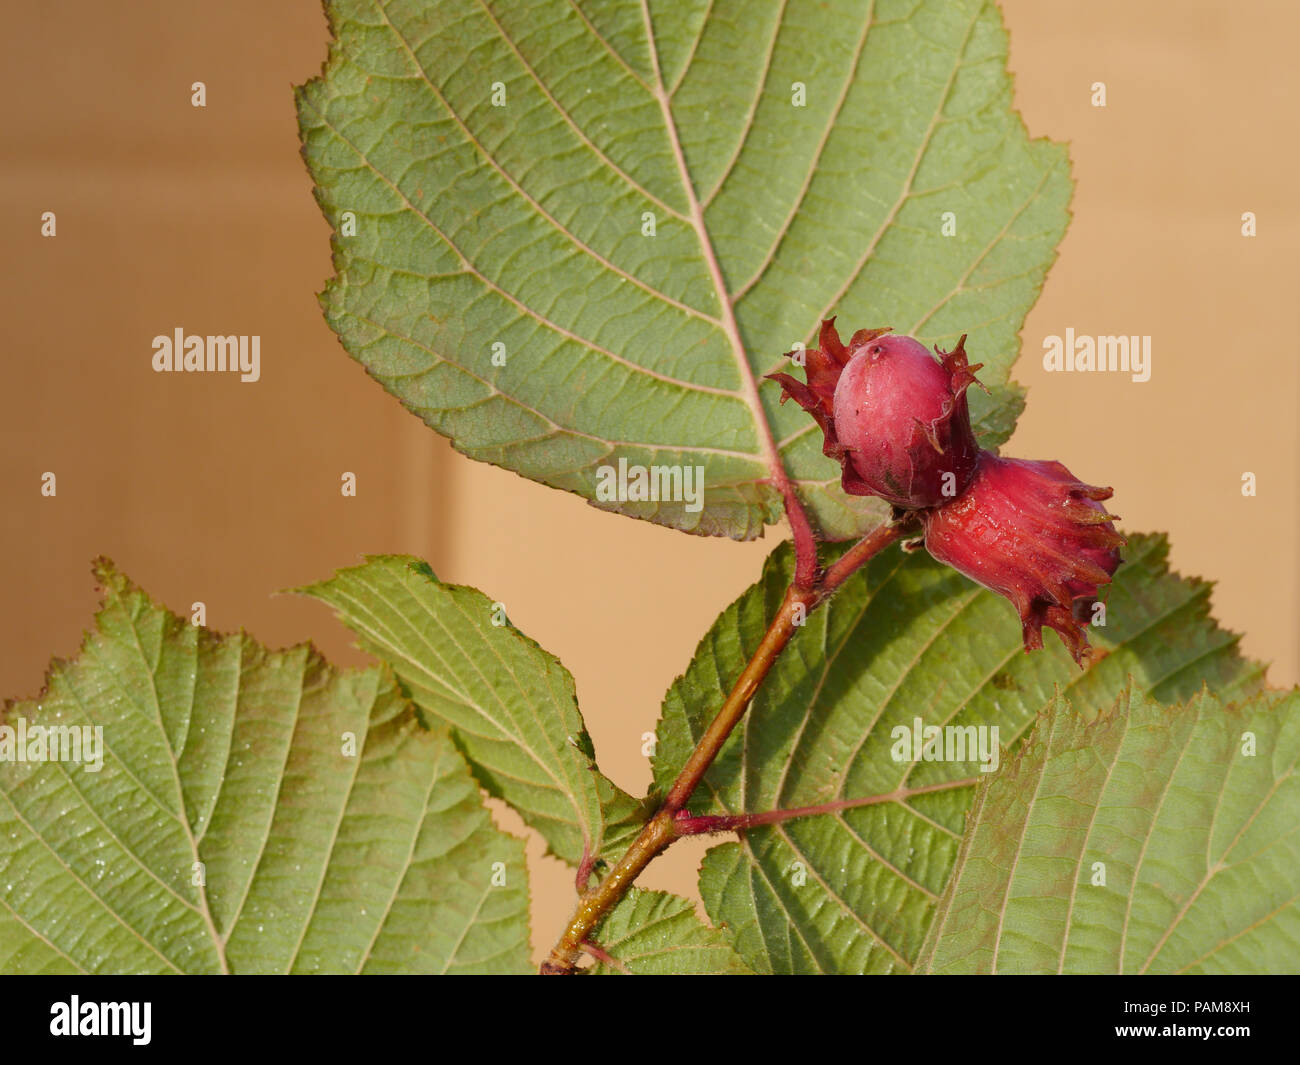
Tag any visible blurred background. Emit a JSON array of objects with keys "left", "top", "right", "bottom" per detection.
[{"left": 3, "top": 1, "right": 1296, "bottom": 963}]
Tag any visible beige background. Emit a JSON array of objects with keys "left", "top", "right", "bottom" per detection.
[{"left": 3, "top": 2, "right": 1296, "bottom": 963}]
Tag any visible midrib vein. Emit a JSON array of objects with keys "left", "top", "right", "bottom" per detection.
[{"left": 640, "top": 0, "right": 791, "bottom": 503}]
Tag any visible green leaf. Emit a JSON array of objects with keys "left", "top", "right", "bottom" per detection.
[
  {"left": 655, "top": 533, "right": 1266, "bottom": 973},
  {"left": 300, "top": 555, "right": 642, "bottom": 868},
  {"left": 583, "top": 888, "right": 753, "bottom": 974},
  {"left": 918, "top": 688, "right": 1300, "bottom": 974},
  {"left": 296, "top": 0, "right": 1068, "bottom": 540},
  {"left": 0, "top": 561, "right": 530, "bottom": 975}
]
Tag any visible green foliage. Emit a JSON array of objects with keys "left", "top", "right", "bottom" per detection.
[
  {"left": 919, "top": 688, "right": 1300, "bottom": 974},
  {"left": 0, "top": 562, "right": 531, "bottom": 974},
  {"left": 584, "top": 889, "right": 753, "bottom": 974},
  {"left": 3, "top": 0, "right": 1285, "bottom": 981},
  {"left": 656, "top": 535, "right": 1266, "bottom": 972},
  {"left": 297, "top": 0, "right": 1067, "bottom": 540},
  {"left": 301, "top": 555, "right": 644, "bottom": 868}
]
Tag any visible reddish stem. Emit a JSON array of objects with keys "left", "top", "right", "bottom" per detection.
[
  {"left": 580, "top": 939, "right": 630, "bottom": 974},
  {"left": 671, "top": 777, "right": 981, "bottom": 835},
  {"left": 777, "top": 479, "right": 821, "bottom": 590},
  {"left": 574, "top": 844, "right": 597, "bottom": 894},
  {"left": 540, "top": 519, "right": 912, "bottom": 974}
]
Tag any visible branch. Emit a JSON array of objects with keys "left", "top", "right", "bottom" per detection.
[{"left": 540, "top": 518, "right": 912, "bottom": 974}]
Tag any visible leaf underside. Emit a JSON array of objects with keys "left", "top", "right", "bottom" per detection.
[
  {"left": 300, "top": 555, "right": 644, "bottom": 869},
  {"left": 918, "top": 688, "right": 1300, "bottom": 974},
  {"left": 654, "top": 533, "right": 1267, "bottom": 973},
  {"left": 297, "top": 0, "right": 1068, "bottom": 541},
  {"left": 583, "top": 888, "right": 753, "bottom": 974},
  {"left": 0, "top": 562, "right": 531, "bottom": 975}
]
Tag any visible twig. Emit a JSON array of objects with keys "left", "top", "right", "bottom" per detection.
[{"left": 540, "top": 519, "right": 911, "bottom": 973}]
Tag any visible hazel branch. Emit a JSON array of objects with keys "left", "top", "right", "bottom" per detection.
[{"left": 540, "top": 518, "right": 911, "bottom": 974}]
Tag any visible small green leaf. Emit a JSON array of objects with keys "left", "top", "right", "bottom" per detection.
[
  {"left": 656, "top": 533, "right": 1265, "bottom": 973},
  {"left": 296, "top": 0, "right": 1069, "bottom": 540},
  {"left": 970, "top": 382, "right": 1025, "bottom": 450},
  {"left": 584, "top": 889, "right": 753, "bottom": 975},
  {"left": 300, "top": 555, "right": 640, "bottom": 867},
  {"left": 918, "top": 687, "right": 1300, "bottom": 974},
  {"left": 0, "top": 561, "right": 530, "bottom": 974}
]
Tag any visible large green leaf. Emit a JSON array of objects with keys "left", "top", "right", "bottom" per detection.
[
  {"left": 0, "top": 561, "right": 531, "bottom": 974},
  {"left": 654, "top": 534, "right": 1266, "bottom": 973},
  {"left": 584, "top": 888, "right": 753, "bottom": 974},
  {"left": 296, "top": 0, "right": 1068, "bottom": 540},
  {"left": 918, "top": 688, "right": 1300, "bottom": 974},
  {"left": 300, "top": 555, "right": 643, "bottom": 868}
]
